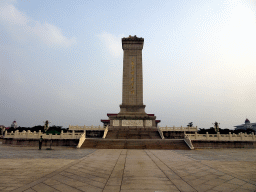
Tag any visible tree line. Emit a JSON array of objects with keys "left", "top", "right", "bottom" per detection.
[{"left": 198, "top": 127, "right": 255, "bottom": 134}]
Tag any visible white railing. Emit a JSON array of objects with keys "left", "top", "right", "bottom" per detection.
[
  {"left": 102, "top": 125, "right": 109, "bottom": 139},
  {"left": 157, "top": 127, "right": 165, "bottom": 139},
  {"left": 69, "top": 125, "right": 105, "bottom": 131},
  {"left": 4, "top": 130, "right": 82, "bottom": 140},
  {"left": 77, "top": 133, "right": 86, "bottom": 148},
  {"left": 186, "top": 132, "right": 256, "bottom": 141},
  {"left": 159, "top": 126, "right": 198, "bottom": 132},
  {"left": 184, "top": 135, "right": 194, "bottom": 149}
]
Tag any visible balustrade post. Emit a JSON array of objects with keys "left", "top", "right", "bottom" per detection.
[
  {"left": 206, "top": 132, "right": 209, "bottom": 140},
  {"left": 38, "top": 130, "right": 41, "bottom": 138},
  {"left": 72, "top": 130, "right": 75, "bottom": 139},
  {"left": 5, "top": 130, "right": 7, "bottom": 136},
  {"left": 217, "top": 132, "right": 220, "bottom": 140},
  {"left": 252, "top": 132, "right": 255, "bottom": 141},
  {"left": 14, "top": 130, "right": 18, "bottom": 138},
  {"left": 229, "top": 132, "right": 232, "bottom": 140},
  {"left": 195, "top": 132, "right": 198, "bottom": 139}
]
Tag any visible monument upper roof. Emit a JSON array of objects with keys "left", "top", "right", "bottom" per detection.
[{"left": 122, "top": 35, "right": 144, "bottom": 41}]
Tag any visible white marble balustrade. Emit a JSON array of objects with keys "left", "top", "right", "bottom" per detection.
[
  {"left": 186, "top": 132, "right": 256, "bottom": 141},
  {"left": 4, "top": 130, "right": 82, "bottom": 139},
  {"left": 68, "top": 125, "right": 105, "bottom": 131},
  {"left": 159, "top": 126, "right": 198, "bottom": 132}
]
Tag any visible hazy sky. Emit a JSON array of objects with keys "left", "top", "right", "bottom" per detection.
[{"left": 1, "top": 0, "right": 255, "bottom": 129}]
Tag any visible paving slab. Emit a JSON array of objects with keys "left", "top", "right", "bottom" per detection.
[{"left": 0, "top": 144, "right": 255, "bottom": 192}]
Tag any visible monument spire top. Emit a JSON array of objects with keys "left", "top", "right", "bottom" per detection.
[{"left": 122, "top": 35, "right": 144, "bottom": 41}]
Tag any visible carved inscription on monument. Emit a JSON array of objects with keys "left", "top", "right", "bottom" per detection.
[
  {"left": 130, "top": 57, "right": 135, "bottom": 95},
  {"left": 122, "top": 120, "right": 143, "bottom": 126},
  {"left": 113, "top": 120, "right": 119, "bottom": 126}
]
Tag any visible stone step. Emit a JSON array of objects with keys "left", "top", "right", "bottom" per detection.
[{"left": 80, "top": 139, "right": 189, "bottom": 149}]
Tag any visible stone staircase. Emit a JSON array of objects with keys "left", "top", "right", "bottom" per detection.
[
  {"left": 105, "top": 127, "right": 161, "bottom": 139},
  {"left": 80, "top": 139, "right": 189, "bottom": 149}
]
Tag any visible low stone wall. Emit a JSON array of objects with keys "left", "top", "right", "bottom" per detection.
[
  {"left": 3, "top": 138, "right": 79, "bottom": 147},
  {"left": 192, "top": 140, "right": 256, "bottom": 149}
]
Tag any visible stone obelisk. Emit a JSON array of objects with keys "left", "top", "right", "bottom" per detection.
[
  {"left": 101, "top": 35, "right": 159, "bottom": 128},
  {"left": 118, "top": 35, "right": 147, "bottom": 117}
]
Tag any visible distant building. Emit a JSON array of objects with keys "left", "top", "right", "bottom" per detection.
[{"left": 234, "top": 119, "right": 256, "bottom": 132}]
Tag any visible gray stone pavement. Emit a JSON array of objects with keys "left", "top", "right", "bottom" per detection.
[{"left": 0, "top": 144, "right": 255, "bottom": 192}]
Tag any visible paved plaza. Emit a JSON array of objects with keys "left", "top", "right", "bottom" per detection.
[{"left": 0, "top": 144, "right": 256, "bottom": 192}]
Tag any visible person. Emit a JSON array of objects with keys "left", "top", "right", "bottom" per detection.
[{"left": 39, "top": 136, "right": 43, "bottom": 150}]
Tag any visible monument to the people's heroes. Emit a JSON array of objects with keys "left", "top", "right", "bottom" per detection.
[{"left": 101, "top": 35, "right": 161, "bottom": 137}]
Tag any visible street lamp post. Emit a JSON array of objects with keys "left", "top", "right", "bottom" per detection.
[{"left": 43, "top": 120, "right": 51, "bottom": 132}]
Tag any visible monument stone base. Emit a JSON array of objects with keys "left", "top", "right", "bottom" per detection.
[
  {"left": 101, "top": 112, "right": 161, "bottom": 139},
  {"left": 110, "top": 119, "right": 156, "bottom": 128},
  {"left": 103, "top": 112, "right": 159, "bottom": 128}
]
